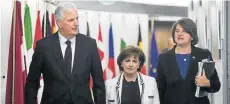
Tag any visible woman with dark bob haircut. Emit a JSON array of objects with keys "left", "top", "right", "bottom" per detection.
[
  {"left": 105, "top": 46, "right": 160, "bottom": 104},
  {"left": 156, "top": 18, "right": 220, "bottom": 104}
]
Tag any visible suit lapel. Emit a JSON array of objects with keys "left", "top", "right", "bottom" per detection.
[
  {"left": 168, "top": 46, "right": 199, "bottom": 83},
  {"left": 138, "top": 73, "right": 145, "bottom": 103},
  {"left": 112, "top": 74, "right": 123, "bottom": 104},
  {"left": 138, "top": 73, "right": 143, "bottom": 96},
  {"left": 168, "top": 49, "right": 183, "bottom": 80},
  {"left": 185, "top": 46, "right": 199, "bottom": 80},
  {"left": 72, "top": 34, "right": 81, "bottom": 75},
  {"left": 53, "top": 33, "right": 73, "bottom": 83},
  {"left": 118, "top": 74, "right": 123, "bottom": 101},
  {"left": 168, "top": 46, "right": 197, "bottom": 80}
]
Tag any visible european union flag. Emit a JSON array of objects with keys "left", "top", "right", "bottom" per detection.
[{"left": 149, "top": 29, "right": 158, "bottom": 77}]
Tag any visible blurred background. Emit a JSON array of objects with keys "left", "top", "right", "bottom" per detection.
[{"left": 1, "top": 0, "right": 230, "bottom": 104}]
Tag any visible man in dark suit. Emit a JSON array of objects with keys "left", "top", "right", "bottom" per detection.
[{"left": 24, "top": 2, "right": 105, "bottom": 104}]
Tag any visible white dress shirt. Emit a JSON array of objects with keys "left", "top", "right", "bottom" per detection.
[{"left": 58, "top": 33, "right": 76, "bottom": 71}]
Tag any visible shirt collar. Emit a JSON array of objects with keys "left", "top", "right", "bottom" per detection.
[
  {"left": 58, "top": 32, "right": 76, "bottom": 45},
  {"left": 123, "top": 76, "right": 138, "bottom": 84}
]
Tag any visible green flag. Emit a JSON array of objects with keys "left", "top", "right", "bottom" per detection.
[
  {"left": 24, "top": 4, "right": 32, "bottom": 50},
  {"left": 23, "top": 4, "right": 34, "bottom": 72},
  {"left": 120, "top": 38, "right": 126, "bottom": 51}
]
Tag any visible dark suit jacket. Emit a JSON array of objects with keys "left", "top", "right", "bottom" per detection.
[
  {"left": 156, "top": 45, "right": 220, "bottom": 104},
  {"left": 24, "top": 32, "right": 105, "bottom": 104}
]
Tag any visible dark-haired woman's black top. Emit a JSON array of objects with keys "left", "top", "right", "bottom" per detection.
[{"left": 121, "top": 78, "right": 141, "bottom": 104}]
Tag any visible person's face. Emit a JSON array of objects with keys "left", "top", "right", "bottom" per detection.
[
  {"left": 174, "top": 24, "right": 192, "bottom": 46},
  {"left": 121, "top": 55, "right": 140, "bottom": 75},
  {"left": 57, "top": 9, "right": 79, "bottom": 36}
]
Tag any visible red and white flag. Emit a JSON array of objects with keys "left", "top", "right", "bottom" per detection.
[
  {"left": 33, "top": 10, "right": 43, "bottom": 104},
  {"left": 5, "top": 1, "right": 25, "bottom": 104},
  {"left": 97, "top": 23, "right": 106, "bottom": 80}
]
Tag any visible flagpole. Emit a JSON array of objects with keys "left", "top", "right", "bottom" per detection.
[
  {"left": 44, "top": 0, "right": 59, "bottom": 6},
  {"left": 85, "top": 12, "right": 88, "bottom": 21},
  {"left": 98, "top": 13, "right": 100, "bottom": 23},
  {"left": 109, "top": 14, "right": 111, "bottom": 23},
  {"left": 86, "top": 12, "right": 88, "bottom": 34},
  {"left": 12, "top": 0, "right": 17, "bottom": 103},
  {"left": 51, "top": 0, "right": 55, "bottom": 34},
  {"left": 51, "top": 0, "right": 54, "bottom": 12},
  {"left": 25, "top": 0, "right": 27, "bottom": 5},
  {"left": 138, "top": 15, "right": 140, "bottom": 24},
  {"left": 37, "top": 0, "right": 39, "bottom": 11},
  {"left": 43, "top": 0, "right": 59, "bottom": 37},
  {"left": 44, "top": 1, "right": 47, "bottom": 37}
]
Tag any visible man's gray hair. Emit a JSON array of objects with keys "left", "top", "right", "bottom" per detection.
[{"left": 55, "top": 2, "right": 77, "bottom": 21}]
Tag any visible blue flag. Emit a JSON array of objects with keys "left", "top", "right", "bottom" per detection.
[
  {"left": 149, "top": 29, "right": 158, "bottom": 77},
  {"left": 108, "top": 23, "right": 116, "bottom": 78}
]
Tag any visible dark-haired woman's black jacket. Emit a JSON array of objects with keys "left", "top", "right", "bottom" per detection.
[{"left": 156, "top": 45, "right": 220, "bottom": 104}]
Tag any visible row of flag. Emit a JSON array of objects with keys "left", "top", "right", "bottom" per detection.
[
  {"left": 86, "top": 21, "right": 159, "bottom": 79},
  {"left": 5, "top": 1, "right": 57, "bottom": 104},
  {"left": 85, "top": 20, "right": 159, "bottom": 103},
  {"left": 5, "top": 1, "right": 159, "bottom": 104}
]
